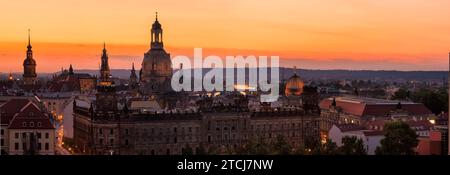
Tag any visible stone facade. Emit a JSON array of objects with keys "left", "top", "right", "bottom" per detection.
[{"left": 73, "top": 106, "right": 320, "bottom": 155}]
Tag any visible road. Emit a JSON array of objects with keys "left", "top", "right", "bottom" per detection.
[{"left": 55, "top": 145, "right": 71, "bottom": 155}]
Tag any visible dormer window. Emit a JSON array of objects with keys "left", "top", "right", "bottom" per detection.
[
  {"left": 22, "top": 122, "right": 26, "bottom": 127},
  {"left": 30, "top": 122, "right": 34, "bottom": 127},
  {"left": 37, "top": 122, "right": 42, "bottom": 127}
]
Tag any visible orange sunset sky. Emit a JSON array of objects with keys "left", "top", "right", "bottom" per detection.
[{"left": 1, "top": 0, "right": 449, "bottom": 73}]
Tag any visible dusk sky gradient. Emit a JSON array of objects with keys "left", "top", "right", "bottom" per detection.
[{"left": 1, "top": 0, "right": 449, "bottom": 72}]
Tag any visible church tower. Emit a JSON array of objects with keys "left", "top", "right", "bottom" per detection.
[
  {"left": 140, "top": 12, "right": 173, "bottom": 94},
  {"left": 99, "top": 43, "right": 112, "bottom": 86},
  {"left": 23, "top": 30, "right": 37, "bottom": 85},
  {"left": 95, "top": 43, "right": 117, "bottom": 114},
  {"left": 129, "top": 63, "right": 138, "bottom": 89},
  {"left": 69, "top": 64, "right": 74, "bottom": 75}
]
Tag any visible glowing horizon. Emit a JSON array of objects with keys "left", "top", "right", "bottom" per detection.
[{"left": 1, "top": 0, "right": 449, "bottom": 72}]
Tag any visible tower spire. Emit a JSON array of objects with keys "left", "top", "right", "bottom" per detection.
[
  {"left": 69, "top": 64, "right": 74, "bottom": 74},
  {"left": 155, "top": 11, "right": 158, "bottom": 21},
  {"left": 28, "top": 29, "right": 31, "bottom": 47}
]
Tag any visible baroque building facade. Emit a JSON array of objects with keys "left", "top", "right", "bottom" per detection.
[
  {"left": 73, "top": 101, "right": 320, "bottom": 155},
  {"left": 72, "top": 15, "right": 321, "bottom": 155}
]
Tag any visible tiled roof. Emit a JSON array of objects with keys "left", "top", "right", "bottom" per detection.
[
  {"left": 19, "top": 84, "right": 43, "bottom": 92},
  {"left": 0, "top": 99, "right": 30, "bottom": 125},
  {"left": 320, "top": 97, "right": 432, "bottom": 117},
  {"left": 363, "top": 130, "right": 384, "bottom": 136},
  {"left": 8, "top": 102, "right": 54, "bottom": 129},
  {"left": 335, "top": 123, "right": 366, "bottom": 132},
  {"left": 0, "top": 99, "right": 54, "bottom": 129}
]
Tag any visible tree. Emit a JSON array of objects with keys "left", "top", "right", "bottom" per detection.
[
  {"left": 207, "top": 145, "right": 220, "bottom": 155},
  {"left": 411, "top": 88, "right": 448, "bottom": 114},
  {"left": 182, "top": 143, "right": 193, "bottom": 155},
  {"left": 375, "top": 121, "right": 418, "bottom": 155},
  {"left": 195, "top": 144, "right": 207, "bottom": 155},
  {"left": 339, "top": 136, "right": 367, "bottom": 155},
  {"left": 236, "top": 137, "right": 271, "bottom": 155},
  {"left": 271, "top": 135, "right": 292, "bottom": 155},
  {"left": 311, "top": 139, "right": 339, "bottom": 155},
  {"left": 392, "top": 88, "right": 409, "bottom": 100}
]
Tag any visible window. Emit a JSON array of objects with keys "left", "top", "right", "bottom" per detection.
[
  {"left": 30, "top": 122, "right": 34, "bottom": 127},
  {"left": 37, "top": 122, "right": 41, "bottom": 127},
  {"left": 45, "top": 143, "right": 49, "bottom": 150},
  {"left": 110, "top": 139, "right": 114, "bottom": 146},
  {"left": 0, "top": 129, "right": 3, "bottom": 135},
  {"left": 22, "top": 122, "right": 26, "bottom": 127},
  {"left": 1, "top": 139, "right": 3, "bottom": 146},
  {"left": 45, "top": 133, "right": 49, "bottom": 139},
  {"left": 189, "top": 127, "right": 192, "bottom": 132},
  {"left": 125, "top": 129, "right": 129, "bottom": 135},
  {"left": 15, "top": 133, "right": 19, "bottom": 139},
  {"left": 29, "top": 112, "right": 34, "bottom": 116},
  {"left": 208, "top": 136, "right": 211, "bottom": 143},
  {"left": 15, "top": 143, "right": 19, "bottom": 150},
  {"left": 22, "top": 143, "right": 26, "bottom": 150},
  {"left": 110, "top": 129, "right": 114, "bottom": 135},
  {"left": 125, "top": 139, "right": 129, "bottom": 146},
  {"left": 99, "top": 128, "right": 103, "bottom": 135},
  {"left": 99, "top": 139, "right": 103, "bottom": 145},
  {"left": 38, "top": 143, "right": 42, "bottom": 150},
  {"left": 174, "top": 127, "right": 177, "bottom": 133},
  {"left": 37, "top": 133, "right": 42, "bottom": 139},
  {"left": 22, "top": 133, "right": 27, "bottom": 138}
]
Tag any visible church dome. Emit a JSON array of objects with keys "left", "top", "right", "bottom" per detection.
[
  {"left": 142, "top": 49, "right": 172, "bottom": 77},
  {"left": 284, "top": 73, "right": 304, "bottom": 96}
]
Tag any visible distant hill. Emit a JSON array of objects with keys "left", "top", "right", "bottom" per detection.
[{"left": 1, "top": 68, "right": 447, "bottom": 82}]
